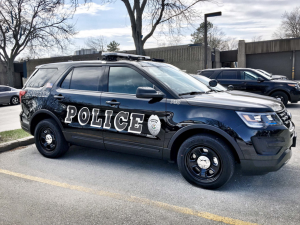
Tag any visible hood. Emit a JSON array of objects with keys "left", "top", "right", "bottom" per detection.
[
  {"left": 269, "top": 79, "right": 296, "bottom": 84},
  {"left": 186, "top": 91, "right": 284, "bottom": 112},
  {"left": 271, "top": 75, "right": 287, "bottom": 80}
]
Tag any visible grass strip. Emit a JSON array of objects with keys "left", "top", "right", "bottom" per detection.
[{"left": 0, "top": 129, "right": 31, "bottom": 144}]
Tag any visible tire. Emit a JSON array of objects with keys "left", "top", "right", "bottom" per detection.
[
  {"left": 177, "top": 134, "right": 235, "bottom": 189},
  {"left": 10, "top": 96, "right": 19, "bottom": 105},
  {"left": 270, "top": 91, "right": 288, "bottom": 106},
  {"left": 34, "top": 118, "right": 69, "bottom": 158}
]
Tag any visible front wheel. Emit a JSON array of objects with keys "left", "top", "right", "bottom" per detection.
[
  {"left": 270, "top": 91, "right": 288, "bottom": 106},
  {"left": 34, "top": 118, "right": 69, "bottom": 158},
  {"left": 10, "top": 96, "right": 19, "bottom": 105},
  {"left": 177, "top": 134, "right": 235, "bottom": 189}
]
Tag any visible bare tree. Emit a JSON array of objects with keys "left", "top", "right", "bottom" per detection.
[
  {"left": 273, "top": 7, "right": 300, "bottom": 39},
  {"left": 85, "top": 36, "right": 107, "bottom": 52},
  {"left": 251, "top": 35, "right": 263, "bottom": 42},
  {"left": 73, "top": 0, "right": 208, "bottom": 55},
  {"left": 191, "top": 21, "right": 227, "bottom": 50},
  {"left": 0, "top": 0, "right": 76, "bottom": 86},
  {"left": 222, "top": 37, "right": 238, "bottom": 50}
]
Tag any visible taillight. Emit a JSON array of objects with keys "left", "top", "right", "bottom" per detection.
[{"left": 19, "top": 90, "right": 27, "bottom": 102}]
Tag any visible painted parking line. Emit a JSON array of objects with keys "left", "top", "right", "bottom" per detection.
[{"left": 0, "top": 169, "right": 258, "bottom": 225}]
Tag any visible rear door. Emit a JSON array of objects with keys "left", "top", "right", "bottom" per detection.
[
  {"left": 53, "top": 66, "right": 105, "bottom": 149},
  {"left": 100, "top": 65, "right": 167, "bottom": 159},
  {"left": 0, "top": 86, "right": 12, "bottom": 104},
  {"left": 216, "top": 70, "right": 245, "bottom": 90}
]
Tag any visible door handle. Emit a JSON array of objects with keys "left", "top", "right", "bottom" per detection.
[
  {"left": 54, "top": 95, "right": 65, "bottom": 99},
  {"left": 106, "top": 101, "right": 120, "bottom": 106}
]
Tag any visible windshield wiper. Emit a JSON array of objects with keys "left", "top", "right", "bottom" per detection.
[{"left": 178, "top": 91, "right": 204, "bottom": 96}]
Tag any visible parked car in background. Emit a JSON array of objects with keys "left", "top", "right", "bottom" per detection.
[
  {"left": 191, "top": 74, "right": 285, "bottom": 103},
  {"left": 256, "top": 69, "right": 287, "bottom": 80},
  {"left": 0, "top": 85, "right": 20, "bottom": 105},
  {"left": 197, "top": 68, "right": 300, "bottom": 106}
]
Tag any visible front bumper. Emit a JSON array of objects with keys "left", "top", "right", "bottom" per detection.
[
  {"left": 239, "top": 124, "right": 296, "bottom": 175},
  {"left": 290, "top": 89, "right": 300, "bottom": 103}
]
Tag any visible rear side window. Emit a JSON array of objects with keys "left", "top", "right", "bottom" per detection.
[
  {"left": 108, "top": 67, "right": 153, "bottom": 94},
  {"left": 61, "top": 67, "right": 102, "bottom": 91},
  {"left": 0, "top": 87, "right": 10, "bottom": 92},
  {"left": 218, "top": 71, "right": 238, "bottom": 79},
  {"left": 200, "top": 71, "right": 214, "bottom": 78},
  {"left": 26, "top": 69, "right": 57, "bottom": 88}
]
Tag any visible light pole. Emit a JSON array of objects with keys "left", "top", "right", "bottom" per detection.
[{"left": 204, "top": 11, "right": 222, "bottom": 69}]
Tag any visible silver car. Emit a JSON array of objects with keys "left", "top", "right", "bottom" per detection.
[{"left": 0, "top": 85, "right": 20, "bottom": 105}]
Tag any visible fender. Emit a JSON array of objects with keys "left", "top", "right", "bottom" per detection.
[
  {"left": 30, "top": 109, "right": 64, "bottom": 134},
  {"left": 165, "top": 124, "right": 244, "bottom": 160},
  {"left": 266, "top": 88, "right": 291, "bottom": 97}
]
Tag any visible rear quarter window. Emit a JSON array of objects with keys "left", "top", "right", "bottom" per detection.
[
  {"left": 26, "top": 68, "right": 57, "bottom": 88},
  {"left": 200, "top": 71, "right": 214, "bottom": 78}
]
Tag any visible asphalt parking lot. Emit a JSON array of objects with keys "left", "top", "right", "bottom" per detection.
[
  {"left": 0, "top": 103, "right": 300, "bottom": 225},
  {"left": 0, "top": 104, "right": 21, "bottom": 132}
]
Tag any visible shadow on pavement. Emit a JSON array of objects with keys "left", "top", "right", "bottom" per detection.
[{"left": 53, "top": 145, "right": 297, "bottom": 192}]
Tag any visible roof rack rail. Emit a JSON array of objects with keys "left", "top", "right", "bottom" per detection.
[{"left": 101, "top": 52, "right": 164, "bottom": 62}]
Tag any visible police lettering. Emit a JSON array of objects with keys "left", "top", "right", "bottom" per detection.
[{"left": 65, "top": 106, "right": 144, "bottom": 134}]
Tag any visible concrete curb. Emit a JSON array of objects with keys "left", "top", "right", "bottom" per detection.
[{"left": 0, "top": 136, "right": 34, "bottom": 153}]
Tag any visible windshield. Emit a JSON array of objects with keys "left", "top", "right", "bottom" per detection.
[
  {"left": 143, "top": 66, "right": 211, "bottom": 95},
  {"left": 192, "top": 75, "right": 227, "bottom": 91},
  {"left": 256, "top": 69, "right": 271, "bottom": 77},
  {"left": 252, "top": 70, "right": 271, "bottom": 80}
]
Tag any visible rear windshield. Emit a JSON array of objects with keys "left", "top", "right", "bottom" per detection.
[{"left": 26, "top": 68, "right": 58, "bottom": 88}]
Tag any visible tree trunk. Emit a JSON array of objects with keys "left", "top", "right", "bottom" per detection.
[
  {"left": 6, "top": 59, "right": 15, "bottom": 87},
  {"left": 133, "top": 33, "right": 145, "bottom": 55}
]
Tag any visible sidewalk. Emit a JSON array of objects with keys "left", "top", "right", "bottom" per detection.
[{"left": 0, "top": 105, "right": 22, "bottom": 132}]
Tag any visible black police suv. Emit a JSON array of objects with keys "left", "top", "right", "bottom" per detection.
[
  {"left": 197, "top": 68, "right": 300, "bottom": 106},
  {"left": 20, "top": 53, "right": 297, "bottom": 189}
]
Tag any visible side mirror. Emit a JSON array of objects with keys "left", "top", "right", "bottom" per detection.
[
  {"left": 136, "top": 87, "right": 164, "bottom": 99},
  {"left": 257, "top": 77, "right": 264, "bottom": 82},
  {"left": 228, "top": 85, "right": 234, "bottom": 90},
  {"left": 209, "top": 79, "right": 218, "bottom": 87}
]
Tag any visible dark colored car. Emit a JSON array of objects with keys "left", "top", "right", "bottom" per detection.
[
  {"left": 0, "top": 85, "right": 20, "bottom": 105},
  {"left": 256, "top": 69, "right": 287, "bottom": 80},
  {"left": 20, "top": 53, "right": 296, "bottom": 189},
  {"left": 197, "top": 68, "right": 300, "bottom": 106}
]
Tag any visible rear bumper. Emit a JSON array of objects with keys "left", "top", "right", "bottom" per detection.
[{"left": 20, "top": 113, "right": 31, "bottom": 134}]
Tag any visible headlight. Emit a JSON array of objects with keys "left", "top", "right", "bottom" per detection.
[{"left": 236, "top": 112, "right": 283, "bottom": 128}]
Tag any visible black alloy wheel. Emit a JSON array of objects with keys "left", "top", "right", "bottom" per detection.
[
  {"left": 39, "top": 127, "right": 57, "bottom": 152},
  {"left": 270, "top": 91, "right": 288, "bottom": 106},
  {"left": 34, "top": 118, "right": 69, "bottom": 158},
  {"left": 10, "top": 96, "right": 19, "bottom": 105},
  {"left": 177, "top": 134, "right": 235, "bottom": 189},
  {"left": 186, "top": 146, "right": 222, "bottom": 183}
]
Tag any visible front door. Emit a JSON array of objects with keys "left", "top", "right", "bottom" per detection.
[
  {"left": 241, "top": 70, "right": 268, "bottom": 94},
  {"left": 52, "top": 66, "right": 105, "bottom": 149},
  {"left": 100, "top": 66, "right": 166, "bottom": 158}
]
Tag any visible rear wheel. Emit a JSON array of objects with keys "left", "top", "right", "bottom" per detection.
[
  {"left": 270, "top": 91, "right": 288, "bottom": 106},
  {"left": 34, "top": 118, "right": 69, "bottom": 158},
  {"left": 177, "top": 134, "right": 235, "bottom": 189},
  {"left": 10, "top": 96, "right": 19, "bottom": 105}
]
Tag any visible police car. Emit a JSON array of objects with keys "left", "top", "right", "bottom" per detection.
[{"left": 20, "top": 52, "right": 296, "bottom": 189}]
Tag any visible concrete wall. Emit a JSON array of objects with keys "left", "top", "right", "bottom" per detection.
[
  {"left": 0, "top": 63, "right": 23, "bottom": 88},
  {"left": 26, "top": 45, "right": 212, "bottom": 78}
]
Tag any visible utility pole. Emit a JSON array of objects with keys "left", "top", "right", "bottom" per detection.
[{"left": 204, "top": 12, "right": 222, "bottom": 69}]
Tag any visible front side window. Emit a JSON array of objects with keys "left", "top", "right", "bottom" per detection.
[
  {"left": 108, "top": 67, "right": 153, "bottom": 94},
  {"left": 61, "top": 67, "right": 102, "bottom": 91},
  {"left": 242, "top": 71, "right": 259, "bottom": 80},
  {"left": 143, "top": 66, "right": 210, "bottom": 95},
  {"left": 0, "top": 87, "right": 10, "bottom": 92},
  {"left": 26, "top": 68, "right": 57, "bottom": 88}
]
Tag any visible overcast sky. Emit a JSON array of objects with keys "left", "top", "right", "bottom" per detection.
[{"left": 46, "top": 0, "right": 300, "bottom": 57}]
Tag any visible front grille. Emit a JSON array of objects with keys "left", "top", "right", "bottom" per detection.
[{"left": 277, "top": 109, "right": 291, "bottom": 128}]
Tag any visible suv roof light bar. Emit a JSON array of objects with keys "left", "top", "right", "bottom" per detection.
[
  {"left": 101, "top": 52, "right": 164, "bottom": 62},
  {"left": 102, "top": 52, "right": 151, "bottom": 61}
]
